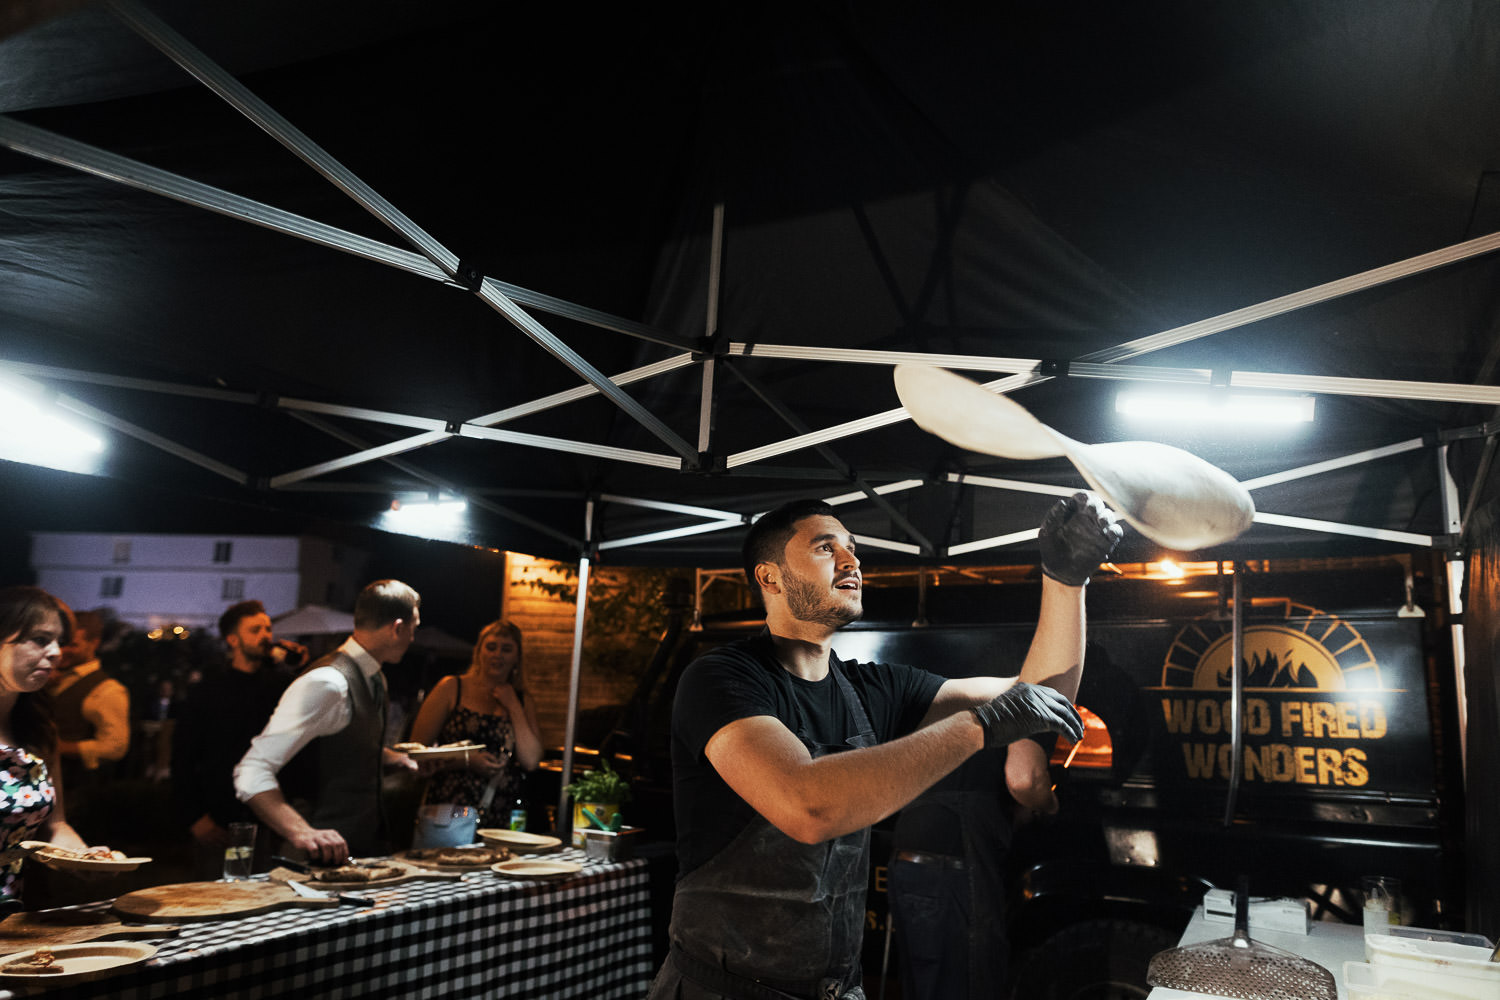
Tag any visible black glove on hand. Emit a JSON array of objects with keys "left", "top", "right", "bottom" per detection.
[
  {"left": 1038, "top": 491, "right": 1123, "bottom": 587},
  {"left": 970, "top": 682, "right": 1084, "bottom": 748}
]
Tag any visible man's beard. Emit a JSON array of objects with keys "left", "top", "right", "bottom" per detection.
[
  {"left": 240, "top": 642, "right": 272, "bottom": 666},
  {"left": 781, "top": 565, "right": 861, "bottom": 628}
]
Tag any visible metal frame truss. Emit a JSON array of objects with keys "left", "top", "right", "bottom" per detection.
[{"left": 0, "top": 0, "right": 1496, "bottom": 563}]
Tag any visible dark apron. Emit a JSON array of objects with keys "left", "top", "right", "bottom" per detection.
[{"left": 651, "top": 661, "right": 877, "bottom": 1000}]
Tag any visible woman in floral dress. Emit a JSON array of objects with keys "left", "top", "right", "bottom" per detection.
[
  {"left": 0, "top": 587, "right": 91, "bottom": 910},
  {"left": 409, "top": 620, "right": 544, "bottom": 829}
]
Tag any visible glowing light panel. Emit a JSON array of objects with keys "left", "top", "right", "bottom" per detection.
[
  {"left": 0, "top": 383, "right": 106, "bottom": 474},
  {"left": 1116, "top": 389, "right": 1314, "bottom": 426}
]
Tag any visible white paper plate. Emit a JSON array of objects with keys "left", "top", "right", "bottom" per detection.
[
  {"left": 0, "top": 942, "right": 156, "bottom": 984},
  {"left": 490, "top": 859, "right": 581, "bottom": 880},
  {"left": 477, "top": 829, "right": 562, "bottom": 853},
  {"left": 20, "top": 842, "right": 151, "bottom": 873}
]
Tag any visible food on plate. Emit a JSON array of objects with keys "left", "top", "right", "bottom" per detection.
[
  {"left": 405, "top": 846, "right": 512, "bottom": 866},
  {"left": 310, "top": 862, "right": 404, "bottom": 883},
  {"left": 2, "top": 948, "right": 62, "bottom": 974},
  {"left": 35, "top": 844, "right": 127, "bottom": 861},
  {"left": 394, "top": 740, "right": 482, "bottom": 752}
]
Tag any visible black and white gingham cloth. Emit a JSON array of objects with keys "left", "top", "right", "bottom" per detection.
[{"left": 0, "top": 848, "right": 653, "bottom": 1000}]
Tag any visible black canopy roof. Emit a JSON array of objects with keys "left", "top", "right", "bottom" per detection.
[{"left": 3, "top": 0, "right": 1497, "bottom": 569}]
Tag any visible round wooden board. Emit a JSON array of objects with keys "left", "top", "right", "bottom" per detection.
[{"left": 111, "top": 880, "right": 339, "bottom": 923}]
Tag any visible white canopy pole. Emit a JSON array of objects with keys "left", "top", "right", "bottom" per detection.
[
  {"left": 699, "top": 203, "right": 725, "bottom": 456},
  {"left": 1438, "top": 446, "right": 1468, "bottom": 785},
  {"left": 557, "top": 500, "right": 595, "bottom": 838}
]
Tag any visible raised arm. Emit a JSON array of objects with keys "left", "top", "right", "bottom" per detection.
[
  {"left": 1008, "top": 577, "right": 1087, "bottom": 813},
  {"left": 916, "top": 576, "right": 1088, "bottom": 729},
  {"left": 1010, "top": 492, "right": 1121, "bottom": 812},
  {"left": 496, "top": 685, "right": 544, "bottom": 771}
]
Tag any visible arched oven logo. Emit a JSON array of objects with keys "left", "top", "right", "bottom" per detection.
[
  {"left": 1153, "top": 600, "right": 1395, "bottom": 788},
  {"left": 1161, "top": 598, "right": 1382, "bottom": 691}
]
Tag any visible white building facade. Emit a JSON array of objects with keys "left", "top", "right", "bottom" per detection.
[{"left": 29, "top": 532, "right": 368, "bottom": 629}]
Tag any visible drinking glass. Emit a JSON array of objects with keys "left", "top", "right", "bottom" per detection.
[
  {"left": 223, "top": 822, "right": 257, "bottom": 880},
  {"left": 1360, "top": 875, "right": 1401, "bottom": 936}
]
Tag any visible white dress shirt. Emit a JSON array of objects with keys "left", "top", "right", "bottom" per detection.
[{"left": 232, "top": 637, "right": 384, "bottom": 802}]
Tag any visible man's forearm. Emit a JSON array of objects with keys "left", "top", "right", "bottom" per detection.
[
  {"left": 758, "top": 709, "right": 986, "bottom": 843},
  {"left": 245, "top": 788, "right": 313, "bottom": 843},
  {"left": 1017, "top": 576, "right": 1087, "bottom": 699}
]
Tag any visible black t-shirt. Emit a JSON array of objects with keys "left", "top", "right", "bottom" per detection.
[{"left": 670, "top": 630, "right": 945, "bottom": 876}]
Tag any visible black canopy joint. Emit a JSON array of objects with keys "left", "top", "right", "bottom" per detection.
[
  {"left": 695, "top": 327, "right": 732, "bottom": 360},
  {"left": 1040, "top": 358, "right": 1070, "bottom": 377},
  {"left": 256, "top": 388, "right": 279, "bottom": 409},
  {"left": 455, "top": 260, "right": 484, "bottom": 292},
  {"left": 690, "top": 451, "right": 726, "bottom": 475},
  {"left": 444, "top": 419, "right": 463, "bottom": 435},
  {"left": 1434, "top": 421, "right": 1500, "bottom": 444}
]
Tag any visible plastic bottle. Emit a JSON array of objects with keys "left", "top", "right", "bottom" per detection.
[{"left": 508, "top": 797, "right": 527, "bottom": 832}]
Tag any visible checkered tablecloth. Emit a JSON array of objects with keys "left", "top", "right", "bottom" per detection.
[{"left": 0, "top": 848, "right": 655, "bottom": 1000}]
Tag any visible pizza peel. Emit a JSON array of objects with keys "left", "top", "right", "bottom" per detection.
[
  {"left": 0, "top": 911, "right": 180, "bottom": 951},
  {"left": 893, "top": 364, "right": 1255, "bottom": 551},
  {"left": 1146, "top": 878, "right": 1337, "bottom": 1000}
]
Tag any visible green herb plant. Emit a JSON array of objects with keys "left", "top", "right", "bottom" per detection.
[{"left": 564, "top": 758, "right": 633, "bottom": 805}]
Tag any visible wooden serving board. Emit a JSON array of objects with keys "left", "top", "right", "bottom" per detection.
[
  {"left": 0, "top": 912, "right": 180, "bottom": 950},
  {"left": 111, "top": 880, "right": 341, "bottom": 923}
]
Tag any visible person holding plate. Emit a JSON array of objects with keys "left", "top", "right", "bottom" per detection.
[
  {"left": 0, "top": 587, "right": 92, "bottom": 911},
  {"left": 408, "top": 619, "right": 543, "bottom": 841},
  {"left": 233, "top": 579, "right": 422, "bottom": 863}
]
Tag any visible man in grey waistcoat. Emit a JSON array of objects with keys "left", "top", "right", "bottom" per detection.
[{"left": 233, "top": 579, "right": 421, "bottom": 863}]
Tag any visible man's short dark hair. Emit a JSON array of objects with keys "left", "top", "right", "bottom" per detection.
[
  {"left": 742, "top": 499, "right": 838, "bottom": 599},
  {"left": 354, "top": 579, "right": 420, "bottom": 630},
  {"left": 218, "top": 600, "right": 267, "bottom": 640}
]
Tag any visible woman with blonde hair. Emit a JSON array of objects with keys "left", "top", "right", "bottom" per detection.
[{"left": 408, "top": 620, "right": 543, "bottom": 835}]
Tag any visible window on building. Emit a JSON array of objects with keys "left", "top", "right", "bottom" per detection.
[
  {"left": 213, "top": 541, "right": 233, "bottom": 564},
  {"left": 222, "top": 578, "right": 245, "bottom": 600},
  {"left": 100, "top": 576, "right": 124, "bottom": 598},
  {"left": 111, "top": 540, "right": 131, "bottom": 564}
]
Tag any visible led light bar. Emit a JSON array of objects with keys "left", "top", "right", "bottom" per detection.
[{"left": 1116, "top": 389, "right": 1314, "bottom": 426}]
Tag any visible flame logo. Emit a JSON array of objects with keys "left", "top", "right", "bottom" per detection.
[{"left": 1222, "top": 649, "right": 1321, "bottom": 689}]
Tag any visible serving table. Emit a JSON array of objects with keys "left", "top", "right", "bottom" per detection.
[
  {"left": 0, "top": 847, "right": 654, "bottom": 999},
  {"left": 1146, "top": 906, "right": 1366, "bottom": 1000}
]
